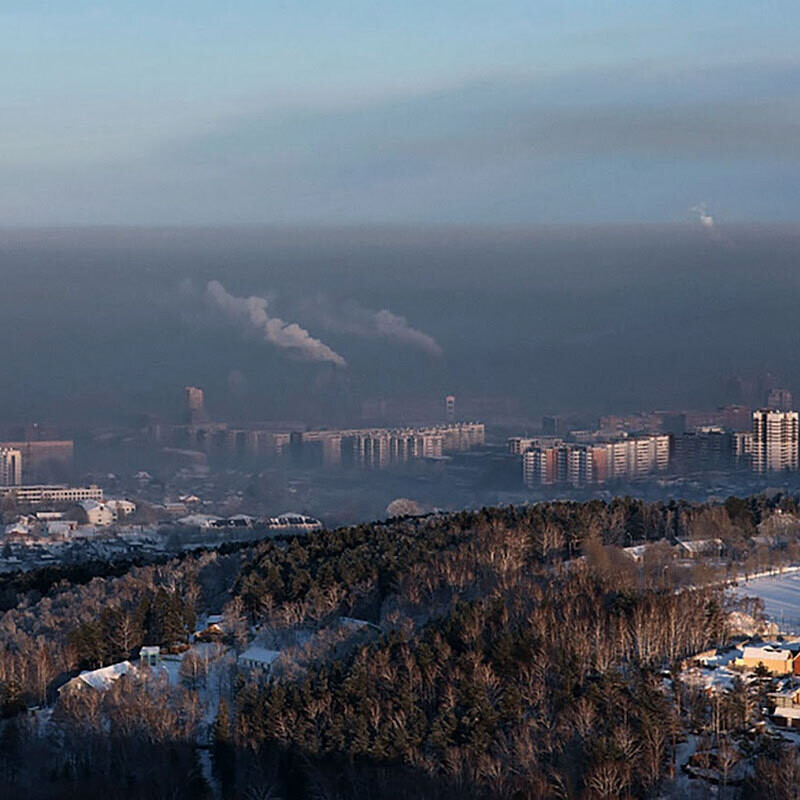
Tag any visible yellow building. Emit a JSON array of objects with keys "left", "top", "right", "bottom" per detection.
[{"left": 736, "top": 644, "right": 800, "bottom": 675}]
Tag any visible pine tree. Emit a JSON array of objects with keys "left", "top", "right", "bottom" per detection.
[{"left": 212, "top": 698, "right": 236, "bottom": 796}]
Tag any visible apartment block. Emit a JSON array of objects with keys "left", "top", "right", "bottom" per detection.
[{"left": 752, "top": 409, "right": 799, "bottom": 473}]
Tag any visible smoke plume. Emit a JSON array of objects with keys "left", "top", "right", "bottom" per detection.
[
  {"left": 691, "top": 202, "right": 715, "bottom": 230},
  {"left": 206, "top": 281, "right": 346, "bottom": 366},
  {"left": 301, "top": 296, "right": 443, "bottom": 357}
]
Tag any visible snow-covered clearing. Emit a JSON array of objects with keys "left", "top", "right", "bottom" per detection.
[{"left": 732, "top": 571, "right": 800, "bottom": 632}]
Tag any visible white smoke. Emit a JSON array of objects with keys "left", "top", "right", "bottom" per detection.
[
  {"left": 691, "top": 202, "right": 715, "bottom": 229},
  {"left": 206, "top": 281, "right": 346, "bottom": 366},
  {"left": 300, "top": 296, "right": 443, "bottom": 357},
  {"left": 372, "top": 309, "right": 443, "bottom": 357},
  {"left": 690, "top": 201, "right": 733, "bottom": 246}
]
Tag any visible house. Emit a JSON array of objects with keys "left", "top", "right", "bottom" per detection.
[
  {"left": 735, "top": 643, "right": 800, "bottom": 675},
  {"left": 194, "top": 617, "right": 225, "bottom": 642},
  {"left": 772, "top": 707, "right": 800, "bottom": 729},
  {"left": 79, "top": 500, "right": 114, "bottom": 527},
  {"left": 176, "top": 513, "right": 220, "bottom": 528},
  {"left": 105, "top": 499, "right": 137, "bottom": 520},
  {"left": 622, "top": 544, "right": 651, "bottom": 563},
  {"left": 45, "top": 520, "right": 78, "bottom": 538},
  {"left": 59, "top": 661, "right": 133, "bottom": 695},
  {"left": 676, "top": 538, "right": 723, "bottom": 558},
  {"left": 237, "top": 646, "right": 280, "bottom": 673},
  {"left": 768, "top": 683, "right": 800, "bottom": 708}
]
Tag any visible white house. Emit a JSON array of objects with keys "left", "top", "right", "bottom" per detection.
[
  {"left": 79, "top": 500, "right": 114, "bottom": 526},
  {"left": 237, "top": 646, "right": 280, "bottom": 673},
  {"left": 105, "top": 499, "right": 137, "bottom": 520}
]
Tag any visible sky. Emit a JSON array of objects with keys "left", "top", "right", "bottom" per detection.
[{"left": 2, "top": 1, "right": 799, "bottom": 225}]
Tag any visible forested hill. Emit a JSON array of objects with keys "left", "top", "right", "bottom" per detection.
[{"left": 1, "top": 495, "right": 798, "bottom": 799}]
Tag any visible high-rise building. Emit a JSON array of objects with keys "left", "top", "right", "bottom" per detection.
[
  {"left": 445, "top": 395, "right": 456, "bottom": 422},
  {"left": 673, "top": 427, "right": 733, "bottom": 472},
  {"left": 0, "top": 448, "right": 22, "bottom": 486},
  {"left": 524, "top": 435, "right": 669, "bottom": 488},
  {"left": 767, "top": 388, "right": 794, "bottom": 412},
  {"left": 752, "top": 409, "right": 799, "bottom": 473},
  {"left": 185, "top": 386, "right": 208, "bottom": 425},
  {"left": 733, "top": 431, "right": 753, "bottom": 468},
  {"left": 541, "top": 415, "right": 560, "bottom": 435}
]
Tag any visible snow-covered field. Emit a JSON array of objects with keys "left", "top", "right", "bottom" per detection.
[{"left": 733, "top": 571, "right": 800, "bottom": 631}]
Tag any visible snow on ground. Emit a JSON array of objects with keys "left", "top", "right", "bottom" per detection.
[{"left": 732, "top": 572, "right": 800, "bottom": 632}]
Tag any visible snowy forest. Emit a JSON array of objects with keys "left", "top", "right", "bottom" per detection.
[{"left": 1, "top": 495, "right": 799, "bottom": 798}]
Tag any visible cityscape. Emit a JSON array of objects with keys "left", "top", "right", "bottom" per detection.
[
  {"left": 4, "top": 2, "right": 800, "bottom": 799},
  {"left": 2, "top": 383, "right": 800, "bottom": 577}
]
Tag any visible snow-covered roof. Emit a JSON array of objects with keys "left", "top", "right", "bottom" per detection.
[
  {"left": 623, "top": 544, "right": 650, "bottom": 560},
  {"left": 774, "top": 706, "right": 800, "bottom": 719},
  {"left": 76, "top": 660, "right": 133, "bottom": 691},
  {"left": 4, "top": 522, "right": 30, "bottom": 536},
  {"left": 677, "top": 538, "right": 723, "bottom": 554},
  {"left": 238, "top": 646, "right": 280, "bottom": 667},
  {"left": 741, "top": 644, "right": 798, "bottom": 661},
  {"left": 176, "top": 513, "right": 220, "bottom": 527}
]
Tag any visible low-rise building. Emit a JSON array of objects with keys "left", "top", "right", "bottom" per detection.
[
  {"left": 237, "top": 646, "right": 280, "bottom": 673},
  {"left": 676, "top": 538, "right": 723, "bottom": 558},
  {"left": 736, "top": 644, "right": 800, "bottom": 675},
  {"left": 139, "top": 646, "right": 160, "bottom": 667},
  {"left": 79, "top": 500, "right": 114, "bottom": 527},
  {"left": 59, "top": 661, "right": 133, "bottom": 695},
  {"left": 0, "top": 484, "right": 104, "bottom": 504}
]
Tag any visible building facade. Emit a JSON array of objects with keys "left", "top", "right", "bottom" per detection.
[
  {"left": 0, "top": 448, "right": 22, "bottom": 487},
  {"left": 0, "top": 484, "right": 104, "bottom": 504},
  {"left": 752, "top": 409, "right": 799, "bottom": 473},
  {"left": 522, "top": 435, "right": 670, "bottom": 488}
]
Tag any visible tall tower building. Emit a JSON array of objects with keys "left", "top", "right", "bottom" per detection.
[
  {"left": 752, "top": 409, "right": 799, "bottom": 473},
  {"left": 445, "top": 395, "right": 456, "bottom": 422},
  {"left": 767, "top": 388, "right": 794, "bottom": 412},
  {"left": 185, "top": 386, "right": 208, "bottom": 425},
  {"left": 0, "top": 448, "right": 22, "bottom": 486}
]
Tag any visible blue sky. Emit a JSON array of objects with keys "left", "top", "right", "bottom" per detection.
[{"left": 2, "top": 1, "right": 799, "bottom": 225}]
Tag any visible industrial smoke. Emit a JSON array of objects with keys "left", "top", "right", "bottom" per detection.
[
  {"left": 206, "top": 280, "right": 346, "bottom": 366},
  {"left": 301, "top": 296, "right": 443, "bottom": 357}
]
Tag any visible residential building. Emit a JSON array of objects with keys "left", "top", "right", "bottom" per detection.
[
  {"left": 523, "top": 447, "right": 560, "bottom": 486},
  {"left": 767, "top": 388, "right": 794, "bottom": 412},
  {"left": 508, "top": 436, "right": 562, "bottom": 455},
  {"left": 69, "top": 498, "right": 134, "bottom": 526},
  {"left": 735, "top": 644, "right": 800, "bottom": 675},
  {"left": 59, "top": 661, "right": 134, "bottom": 695},
  {"left": 673, "top": 427, "right": 734, "bottom": 472},
  {"left": 523, "top": 434, "right": 669, "bottom": 488},
  {"left": 79, "top": 500, "right": 114, "bottom": 527},
  {"left": 752, "top": 409, "right": 799, "bottom": 473},
  {"left": 0, "top": 448, "right": 22, "bottom": 487},
  {"left": 104, "top": 498, "right": 137, "bottom": 520},
  {"left": 237, "top": 646, "right": 280, "bottom": 673},
  {"left": 733, "top": 431, "right": 753, "bottom": 467},
  {"left": 676, "top": 538, "right": 723, "bottom": 558}
]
